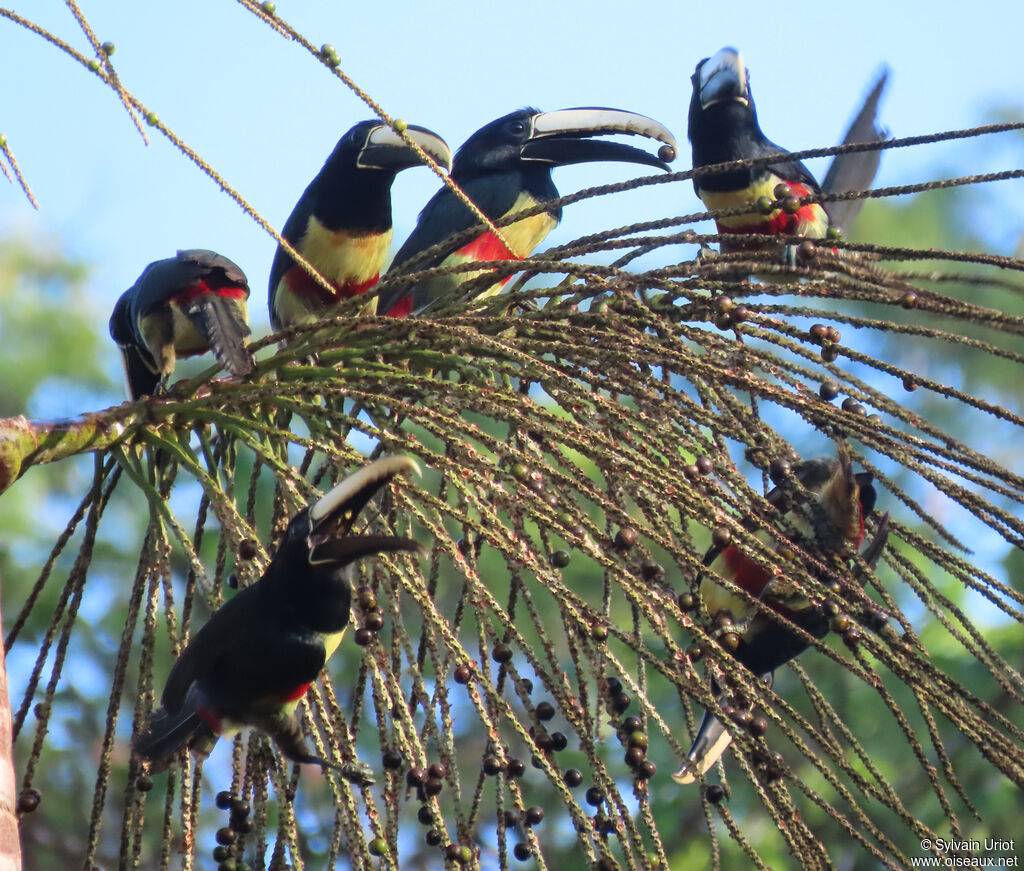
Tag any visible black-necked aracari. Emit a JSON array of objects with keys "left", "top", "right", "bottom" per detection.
[
  {"left": 673, "top": 448, "right": 882, "bottom": 784},
  {"left": 109, "top": 249, "right": 252, "bottom": 400},
  {"left": 268, "top": 121, "right": 452, "bottom": 331},
  {"left": 377, "top": 107, "right": 677, "bottom": 316},
  {"left": 133, "top": 455, "right": 423, "bottom": 781},
  {"left": 688, "top": 47, "right": 887, "bottom": 254}
]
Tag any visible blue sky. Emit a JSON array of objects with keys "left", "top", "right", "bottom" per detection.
[{"left": 2, "top": 0, "right": 1021, "bottom": 369}]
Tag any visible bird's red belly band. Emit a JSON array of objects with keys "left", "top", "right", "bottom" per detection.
[
  {"left": 721, "top": 545, "right": 772, "bottom": 598},
  {"left": 171, "top": 280, "right": 248, "bottom": 306},
  {"left": 384, "top": 295, "right": 413, "bottom": 318},
  {"left": 284, "top": 266, "right": 379, "bottom": 304},
  {"left": 460, "top": 231, "right": 521, "bottom": 264},
  {"left": 715, "top": 182, "right": 823, "bottom": 237},
  {"left": 195, "top": 702, "right": 223, "bottom": 734},
  {"left": 282, "top": 682, "right": 312, "bottom": 703}
]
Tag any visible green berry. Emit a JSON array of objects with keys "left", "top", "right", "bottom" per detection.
[{"left": 550, "top": 549, "right": 571, "bottom": 568}]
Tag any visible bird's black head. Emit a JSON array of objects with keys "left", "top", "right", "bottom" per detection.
[
  {"left": 854, "top": 471, "right": 877, "bottom": 518},
  {"left": 450, "top": 108, "right": 544, "bottom": 178},
  {"left": 307, "top": 121, "right": 452, "bottom": 232},
  {"left": 319, "top": 120, "right": 451, "bottom": 180},
  {"left": 690, "top": 48, "right": 753, "bottom": 114},
  {"left": 452, "top": 107, "right": 677, "bottom": 181},
  {"left": 688, "top": 47, "right": 765, "bottom": 170},
  {"left": 276, "top": 455, "right": 423, "bottom": 572}
]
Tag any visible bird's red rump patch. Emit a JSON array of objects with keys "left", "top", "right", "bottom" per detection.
[
  {"left": 284, "top": 267, "right": 379, "bottom": 304},
  {"left": 718, "top": 209, "right": 802, "bottom": 236},
  {"left": 459, "top": 231, "right": 521, "bottom": 263},
  {"left": 721, "top": 545, "right": 772, "bottom": 598},
  {"left": 171, "top": 280, "right": 248, "bottom": 305},
  {"left": 195, "top": 702, "right": 223, "bottom": 734},
  {"left": 715, "top": 182, "right": 825, "bottom": 237},
  {"left": 282, "top": 682, "right": 312, "bottom": 703},
  {"left": 384, "top": 295, "right": 413, "bottom": 318}
]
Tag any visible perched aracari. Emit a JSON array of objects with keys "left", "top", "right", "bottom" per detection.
[
  {"left": 109, "top": 249, "right": 252, "bottom": 400},
  {"left": 688, "top": 47, "right": 888, "bottom": 255},
  {"left": 268, "top": 120, "right": 453, "bottom": 331},
  {"left": 134, "top": 456, "right": 423, "bottom": 780},
  {"left": 673, "top": 447, "right": 885, "bottom": 784},
  {"left": 377, "top": 107, "right": 678, "bottom": 316}
]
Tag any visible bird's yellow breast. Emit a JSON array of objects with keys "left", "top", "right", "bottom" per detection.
[
  {"left": 498, "top": 192, "right": 559, "bottom": 257},
  {"left": 301, "top": 218, "right": 393, "bottom": 287},
  {"left": 438, "top": 193, "right": 558, "bottom": 300},
  {"left": 701, "top": 174, "right": 828, "bottom": 238}
]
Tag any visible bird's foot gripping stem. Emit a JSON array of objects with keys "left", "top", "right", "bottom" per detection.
[
  {"left": 277, "top": 743, "right": 377, "bottom": 786},
  {"left": 260, "top": 710, "right": 377, "bottom": 786},
  {"left": 328, "top": 759, "right": 377, "bottom": 787},
  {"left": 696, "top": 245, "right": 719, "bottom": 265}
]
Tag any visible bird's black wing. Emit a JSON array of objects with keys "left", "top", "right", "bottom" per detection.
[
  {"left": 754, "top": 137, "right": 823, "bottom": 194},
  {"left": 203, "top": 627, "right": 329, "bottom": 715},
  {"left": 268, "top": 183, "right": 317, "bottom": 328},
  {"left": 110, "top": 290, "right": 161, "bottom": 398},
  {"left": 176, "top": 249, "right": 247, "bottom": 285},
  {"left": 160, "top": 585, "right": 261, "bottom": 713},
  {"left": 389, "top": 172, "right": 524, "bottom": 273},
  {"left": 379, "top": 172, "right": 524, "bottom": 315},
  {"left": 128, "top": 252, "right": 224, "bottom": 319}
]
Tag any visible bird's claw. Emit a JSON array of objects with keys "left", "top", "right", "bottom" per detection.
[
  {"left": 696, "top": 245, "right": 719, "bottom": 265},
  {"left": 334, "top": 760, "right": 376, "bottom": 786}
]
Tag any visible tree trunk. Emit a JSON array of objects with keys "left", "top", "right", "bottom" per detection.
[{"left": 0, "top": 580, "right": 22, "bottom": 871}]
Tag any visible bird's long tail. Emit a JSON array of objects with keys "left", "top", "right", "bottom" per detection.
[
  {"left": 672, "top": 705, "right": 736, "bottom": 785},
  {"left": 186, "top": 295, "right": 252, "bottom": 377},
  {"left": 672, "top": 672, "right": 774, "bottom": 785},
  {"left": 821, "top": 68, "right": 889, "bottom": 231},
  {"left": 133, "top": 685, "right": 216, "bottom": 770}
]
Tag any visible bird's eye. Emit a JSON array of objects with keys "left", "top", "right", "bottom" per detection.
[{"left": 509, "top": 120, "right": 526, "bottom": 134}]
